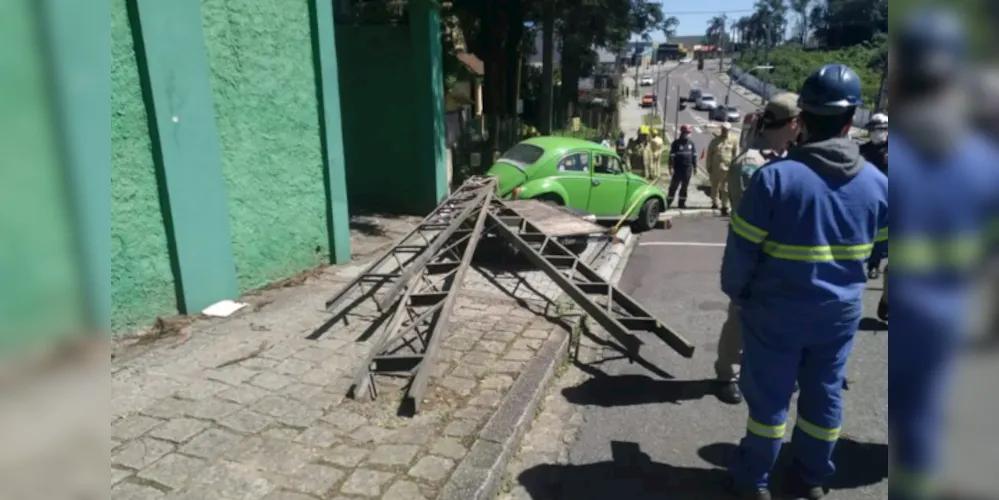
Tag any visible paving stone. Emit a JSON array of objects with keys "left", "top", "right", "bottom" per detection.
[
  {"left": 492, "top": 360, "right": 527, "bottom": 373},
  {"left": 383, "top": 480, "right": 426, "bottom": 500},
  {"left": 218, "top": 409, "right": 275, "bottom": 434},
  {"left": 137, "top": 453, "right": 207, "bottom": 490},
  {"left": 180, "top": 428, "right": 243, "bottom": 459},
  {"left": 300, "top": 367, "right": 340, "bottom": 386},
  {"left": 322, "top": 410, "right": 367, "bottom": 433},
  {"left": 468, "top": 390, "right": 503, "bottom": 408},
  {"left": 349, "top": 425, "right": 392, "bottom": 444},
  {"left": 430, "top": 438, "right": 467, "bottom": 460},
  {"left": 287, "top": 464, "right": 345, "bottom": 496},
  {"left": 340, "top": 469, "right": 395, "bottom": 497},
  {"left": 512, "top": 338, "right": 544, "bottom": 351},
  {"left": 461, "top": 351, "right": 496, "bottom": 365},
  {"left": 259, "top": 344, "right": 304, "bottom": 361},
  {"left": 449, "top": 363, "right": 490, "bottom": 379},
  {"left": 521, "top": 329, "right": 550, "bottom": 339},
  {"left": 479, "top": 375, "right": 515, "bottom": 391},
  {"left": 318, "top": 444, "right": 370, "bottom": 468},
  {"left": 112, "top": 438, "right": 174, "bottom": 470},
  {"left": 231, "top": 437, "right": 314, "bottom": 475},
  {"left": 112, "top": 467, "right": 132, "bottom": 486},
  {"left": 207, "top": 366, "right": 258, "bottom": 386},
  {"left": 444, "top": 337, "right": 478, "bottom": 352},
  {"left": 261, "top": 427, "right": 301, "bottom": 441},
  {"left": 476, "top": 341, "right": 508, "bottom": 354},
  {"left": 261, "top": 492, "right": 315, "bottom": 500},
  {"left": 504, "top": 350, "right": 535, "bottom": 361},
  {"left": 174, "top": 379, "right": 231, "bottom": 400},
  {"left": 241, "top": 358, "right": 280, "bottom": 371},
  {"left": 111, "top": 482, "right": 165, "bottom": 499},
  {"left": 250, "top": 372, "right": 295, "bottom": 391},
  {"left": 295, "top": 425, "right": 342, "bottom": 448},
  {"left": 190, "top": 461, "right": 275, "bottom": 500},
  {"left": 442, "top": 419, "right": 479, "bottom": 438},
  {"left": 112, "top": 415, "right": 165, "bottom": 440},
  {"left": 149, "top": 418, "right": 209, "bottom": 443},
  {"left": 407, "top": 456, "right": 455, "bottom": 482},
  {"left": 283, "top": 383, "right": 324, "bottom": 402},
  {"left": 367, "top": 444, "right": 420, "bottom": 466},
  {"left": 185, "top": 397, "right": 242, "bottom": 420},
  {"left": 250, "top": 395, "right": 299, "bottom": 417},
  {"left": 453, "top": 406, "right": 492, "bottom": 423},
  {"left": 274, "top": 359, "right": 315, "bottom": 376},
  {"left": 437, "top": 377, "right": 477, "bottom": 396},
  {"left": 292, "top": 347, "right": 336, "bottom": 363},
  {"left": 386, "top": 425, "right": 434, "bottom": 446},
  {"left": 217, "top": 385, "right": 270, "bottom": 405}
]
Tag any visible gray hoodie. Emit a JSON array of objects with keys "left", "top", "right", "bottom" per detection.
[{"left": 787, "top": 137, "right": 866, "bottom": 181}]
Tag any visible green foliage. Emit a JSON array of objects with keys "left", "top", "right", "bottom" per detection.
[{"left": 739, "top": 42, "right": 885, "bottom": 106}]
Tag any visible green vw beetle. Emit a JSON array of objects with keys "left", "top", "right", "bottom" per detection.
[{"left": 486, "top": 136, "right": 666, "bottom": 231}]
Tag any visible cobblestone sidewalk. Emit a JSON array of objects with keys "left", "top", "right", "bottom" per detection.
[{"left": 112, "top": 228, "right": 607, "bottom": 499}]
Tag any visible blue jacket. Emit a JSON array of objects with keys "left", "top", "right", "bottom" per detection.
[{"left": 721, "top": 138, "right": 888, "bottom": 319}]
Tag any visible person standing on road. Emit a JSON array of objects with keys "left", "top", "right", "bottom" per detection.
[
  {"left": 887, "top": 10, "right": 999, "bottom": 500},
  {"left": 667, "top": 124, "right": 698, "bottom": 209},
  {"left": 707, "top": 122, "right": 739, "bottom": 215},
  {"left": 714, "top": 94, "right": 802, "bottom": 407},
  {"left": 860, "top": 113, "right": 888, "bottom": 174},
  {"left": 721, "top": 64, "right": 888, "bottom": 500}
]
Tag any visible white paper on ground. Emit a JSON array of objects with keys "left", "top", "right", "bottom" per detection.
[{"left": 201, "top": 300, "right": 247, "bottom": 318}]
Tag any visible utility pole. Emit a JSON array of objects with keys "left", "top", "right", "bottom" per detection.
[
  {"left": 719, "top": 13, "right": 727, "bottom": 73},
  {"left": 674, "top": 85, "right": 681, "bottom": 137},
  {"left": 539, "top": 0, "right": 555, "bottom": 134},
  {"left": 876, "top": 66, "right": 888, "bottom": 112}
]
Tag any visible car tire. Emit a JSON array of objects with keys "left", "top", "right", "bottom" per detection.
[
  {"left": 535, "top": 193, "right": 565, "bottom": 206},
  {"left": 635, "top": 198, "right": 662, "bottom": 233}
]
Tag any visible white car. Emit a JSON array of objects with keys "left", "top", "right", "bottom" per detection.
[
  {"left": 696, "top": 94, "right": 718, "bottom": 111},
  {"left": 639, "top": 76, "right": 654, "bottom": 86}
]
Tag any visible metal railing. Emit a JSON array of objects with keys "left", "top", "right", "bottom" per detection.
[{"left": 728, "top": 65, "right": 873, "bottom": 126}]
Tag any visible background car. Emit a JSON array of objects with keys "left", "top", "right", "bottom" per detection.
[
  {"left": 686, "top": 88, "right": 703, "bottom": 103},
  {"left": 640, "top": 93, "right": 657, "bottom": 108},
  {"left": 486, "top": 137, "right": 667, "bottom": 231},
  {"left": 695, "top": 94, "right": 718, "bottom": 111},
  {"left": 639, "top": 76, "right": 654, "bottom": 86},
  {"left": 710, "top": 105, "right": 742, "bottom": 122}
]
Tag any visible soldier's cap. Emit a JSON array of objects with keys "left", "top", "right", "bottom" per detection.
[{"left": 761, "top": 93, "right": 801, "bottom": 127}]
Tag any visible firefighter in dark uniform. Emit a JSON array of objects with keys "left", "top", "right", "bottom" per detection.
[
  {"left": 667, "top": 124, "right": 698, "bottom": 209},
  {"left": 861, "top": 113, "right": 889, "bottom": 281}
]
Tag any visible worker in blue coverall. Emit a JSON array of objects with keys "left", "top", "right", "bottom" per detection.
[
  {"left": 721, "top": 63, "right": 888, "bottom": 500},
  {"left": 888, "top": 10, "right": 999, "bottom": 499}
]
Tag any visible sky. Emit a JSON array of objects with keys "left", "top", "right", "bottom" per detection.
[{"left": 641, "top": 0, "right": 758, "bottom": 39}]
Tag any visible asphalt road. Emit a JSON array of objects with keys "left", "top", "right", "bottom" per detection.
[{"left": 554, "top": 216, "right": 890, "bottom": 500}]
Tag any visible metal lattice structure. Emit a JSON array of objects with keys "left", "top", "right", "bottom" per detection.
[{"left": 313, "top": 177, "right": 694, "bottom": 414}]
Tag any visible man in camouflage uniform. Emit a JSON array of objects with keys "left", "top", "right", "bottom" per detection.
[
  {"left": 646, "top": 129, "right": 666, "bottom": 181},
  {"left": 707, "top": 122, "right": 739, "bottom": 215},
  {"left": 714, "top": 93, "right": 802, "bottom": 405}
]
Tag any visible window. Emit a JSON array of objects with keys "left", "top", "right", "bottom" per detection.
[
  {"left": 557, "top": 152, "right": 589, "bottom": 173},
  {"left": 593, "top": 154, "right": 622, "bottom": 175},
  {"left": 499, "top": 143, "right": 545, "bottom": 169}
]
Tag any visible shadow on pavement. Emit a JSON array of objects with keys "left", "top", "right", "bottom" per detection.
[
  {"left": 518, "top": 441, "right": 732, "bottom": 500},
  {"left": 858, "top": 317, "right": 888, "bottom": 333},
  {"left": 698, "top": 438, "right": 888, "bottom": 492},
  {"left": 562, "top": 372, "right": 714, "bottom": 407}
]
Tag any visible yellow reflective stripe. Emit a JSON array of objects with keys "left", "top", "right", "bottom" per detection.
[
  {"left": 762, "top": 241, "right": 873, "bottom": 262},
  {"left": 891, "top": 237, "right": 985, "bottom": 271},
  {"left": 795, "top": 418, "right": 841, "bottom": 442},
  {"left": 890, "top": 466, "right": 938, "bottom": 497},
  {"left": 875, "top": 227, "right": 888, "bottom": 243},
  {"left": 730, "top": 213, "right": 768, "bottom": 244},
  {"left": 747, "top": 418, "right": 786, "bottom": 439}
]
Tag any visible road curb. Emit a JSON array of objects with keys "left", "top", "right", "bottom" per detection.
[{"left": 435, "top": 226, "right": 636, "bottom": 500}]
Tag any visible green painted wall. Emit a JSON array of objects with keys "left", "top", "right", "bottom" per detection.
[
  {"left": 0, "top": 0, "right": 85, "bottom": 350},
  {"left": 336, "top": 27, "right": 423, "bottom": 214},
  {"left": 111, "top": 0, "right": 178, "bottom": 333},
  {"left": 202, "top": 0, "right": 331, "bottom": 292}
]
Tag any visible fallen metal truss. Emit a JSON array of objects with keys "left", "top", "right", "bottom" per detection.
[
  {"left": 348, "top": 183, "right": 494, "bottom": 414},
  {"left": 316, "top": 177, "right": 694, "bottom": 415},
  {"left": 486, "top": 201, "right": 695, "bottom": 360}
]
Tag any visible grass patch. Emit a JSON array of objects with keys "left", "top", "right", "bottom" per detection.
[{"left": 642, "top": 114, "right": 663, "bottom": 126}]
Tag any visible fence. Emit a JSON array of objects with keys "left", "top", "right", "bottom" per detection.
[{"left": 727, "top": 65, "right": 873, "bottom": 126}]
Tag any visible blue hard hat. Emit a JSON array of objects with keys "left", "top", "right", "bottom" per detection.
[
  {"left": 896, "top": 8, "right": 966, "bottom": 84},
  {"left": 797, "top": 64, "right": 863, "bottom": 114}
]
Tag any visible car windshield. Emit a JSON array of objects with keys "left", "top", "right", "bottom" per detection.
[
  {"left": 702, "top": 95, "right": 715, "bottom": 101},
  {"left": 727, "top": 107, "right": 739, "bottom": 112},
  {"left": 498, "top": 143, "right": 545, "bottom": 170}
]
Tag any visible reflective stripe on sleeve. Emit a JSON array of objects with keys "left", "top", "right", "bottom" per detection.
[
  {"left": 747, "top": 418, "right": 786, "bottom": 439},
  {"left": 794, "top": 418, "right": 841, "bottom": 442},
  {"left": 730, "top": 213, "right": 768, "bottom": 244},
  {"left": 891, "top": 237, "right": 985, "bottom": 272},
  {"left": 876, "top": 227, "right": 888, "bottom": 243},
  {"left": 762, "top": 241, "right": 874, "bottom": 262},
  {"left": 890, "top": 466, "right": 938, "bottom": 498}
]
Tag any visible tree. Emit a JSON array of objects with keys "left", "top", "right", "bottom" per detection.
[
  {"left": 662, "top": 16, "right": 680, "bottom": 41},
  {"left": 811, "top": 0, "right": 886, "bottom": 49},
  {"left": 705, "top": 15, "right": 727, "bottom": 46},
  {"left": 754, "top": 0, "right": 789, "bottom": 47},
  {"left": 788, "top": 0, "right": 811, "bottom": 44}
]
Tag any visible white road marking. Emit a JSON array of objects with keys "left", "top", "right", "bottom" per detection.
[{"left": 639, "top": 241, "right": 726, "bottom": 248}]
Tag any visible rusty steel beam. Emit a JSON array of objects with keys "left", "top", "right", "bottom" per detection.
[
  {"left": 487, "top": 200, "right": 696, "bottom": 359},
  {"left": 348, "top": 182, "right": 495, "bottom": 413}
]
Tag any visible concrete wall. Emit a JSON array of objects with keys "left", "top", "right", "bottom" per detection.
[
  {"left": 111, "top": 0, "right": 178, "bottom": 333},
  {"left": 202, "top": 0, "right": 331, "bottom": 292}
]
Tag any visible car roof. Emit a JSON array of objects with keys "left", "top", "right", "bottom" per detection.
[
  {"left": 522, "top": 136, "right": 616, "bottom": 155},
  {"left": 701, "top": 94, "right": 715, "bottom": 99}
]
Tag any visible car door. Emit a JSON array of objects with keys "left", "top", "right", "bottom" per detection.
[
  {"left": 587, "top": 153, "right": 629, "bottom": 216},
  {"left": 552, "top": 151, "right": 592, "bottom": 210}
]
